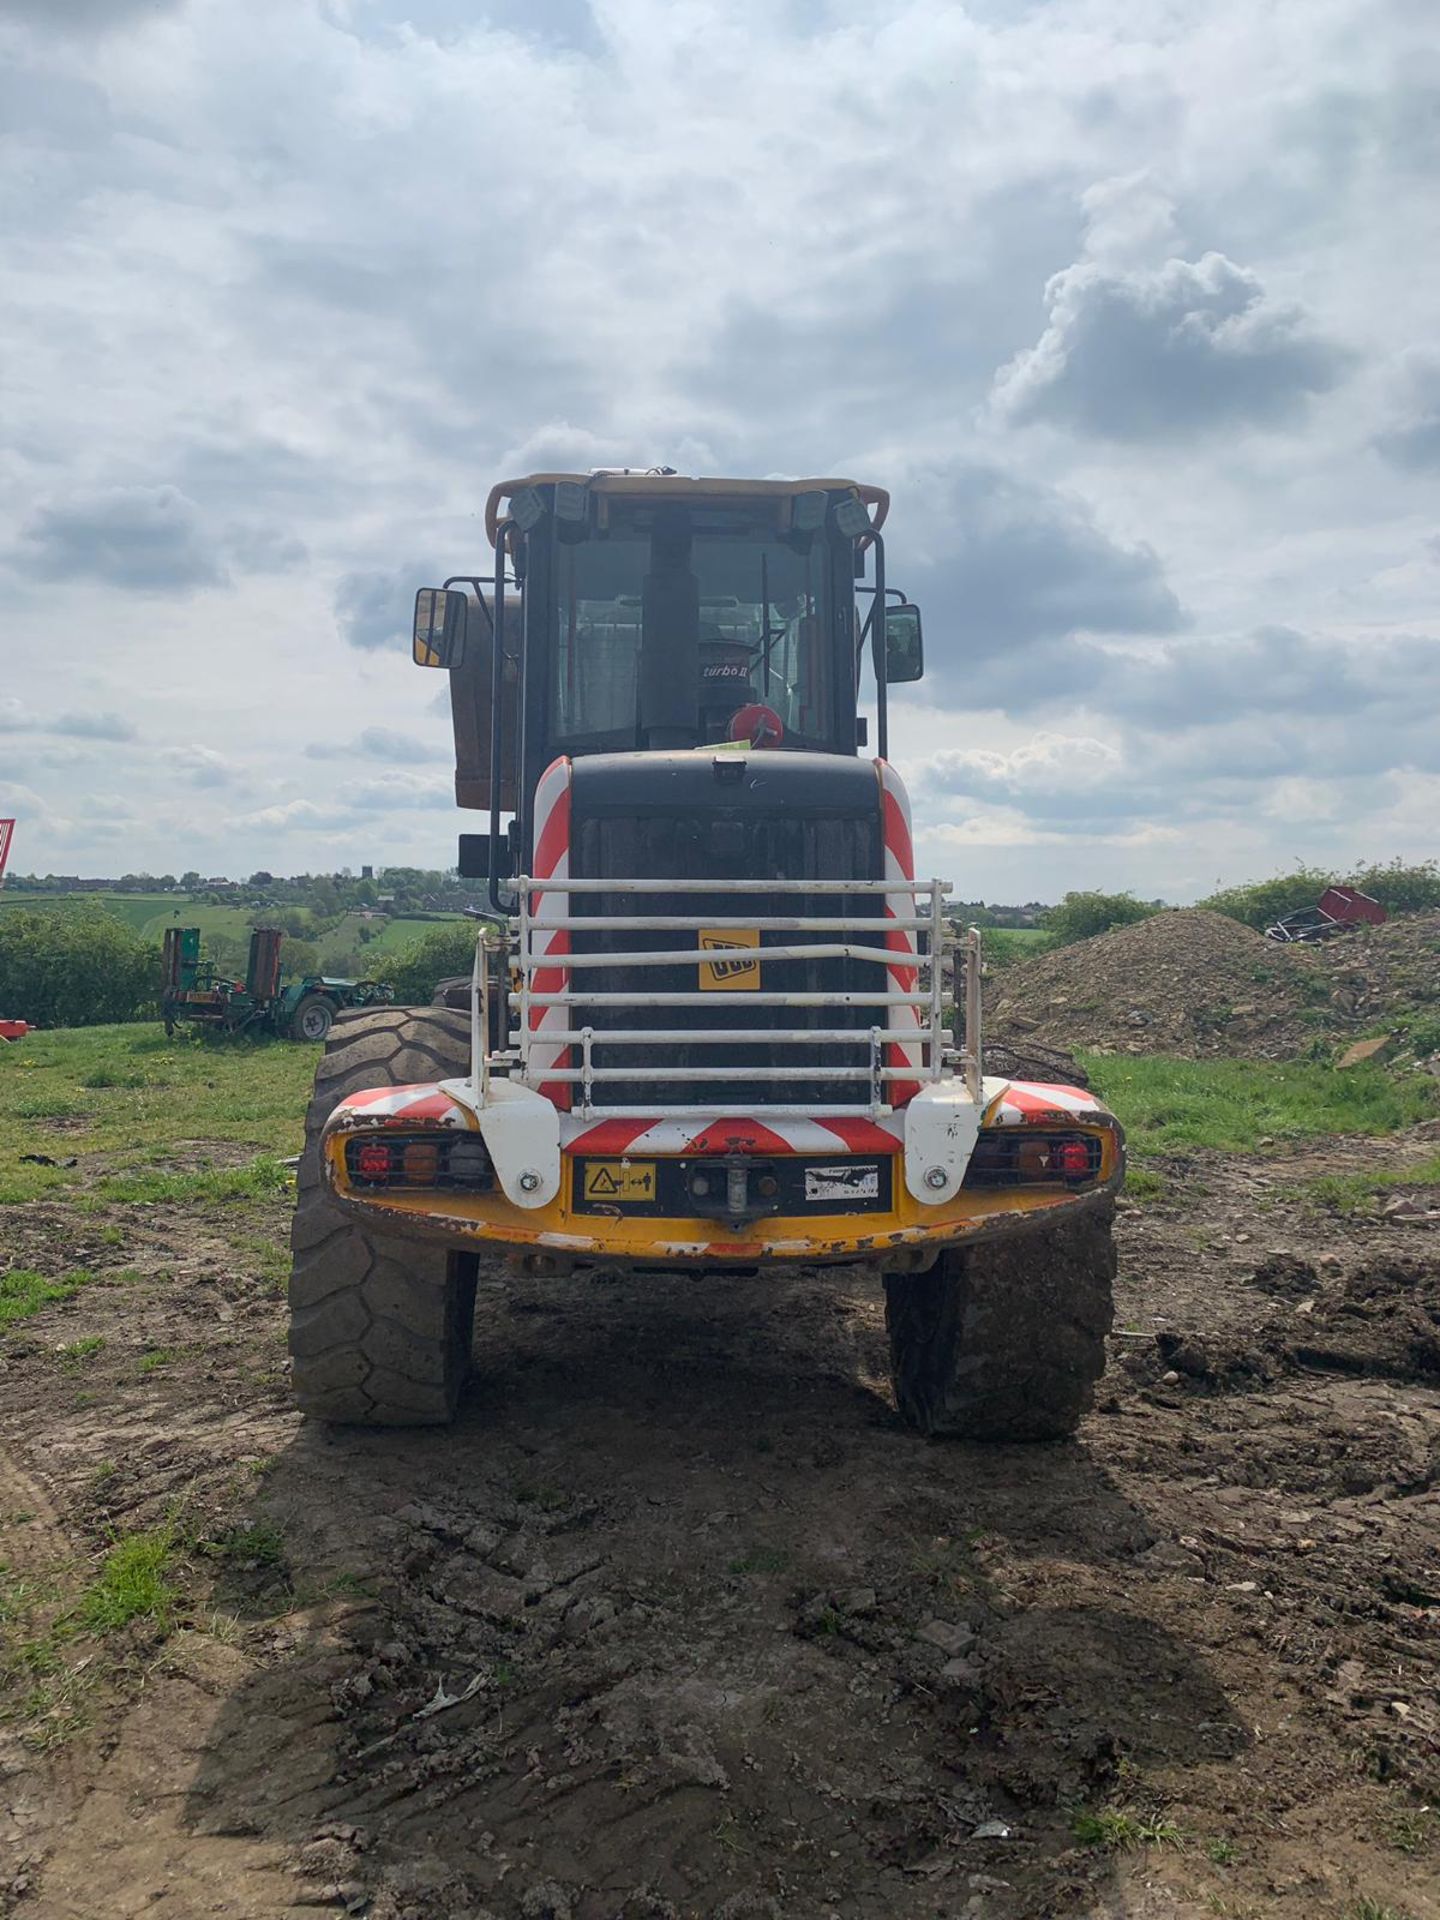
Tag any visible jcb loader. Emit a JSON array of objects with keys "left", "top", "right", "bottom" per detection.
[{"left": 289, "top": 471, "right": 1123, "bottom": 1438}]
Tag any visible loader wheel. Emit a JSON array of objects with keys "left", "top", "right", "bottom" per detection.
[
  {"left": 288, "top": 1005, "right": 477, "bottom": 1425},
  {"left": 884, "top": 1200, "right": 1116, "bottom": 1442},
  {"left": 290, "top": 994, "right": 335, "bottom": 1043}
]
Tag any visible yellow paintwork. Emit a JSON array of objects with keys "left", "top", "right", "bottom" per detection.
[{"left": 323, "top": 1126, "right": 1121, "bottom": 1266}]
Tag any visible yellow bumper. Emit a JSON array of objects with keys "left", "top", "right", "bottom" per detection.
[{"left": 323, "top": 1131, "right": 1122, "bottom": 1270}]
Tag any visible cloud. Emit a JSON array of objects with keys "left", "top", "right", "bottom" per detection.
[
  {"left": 159, "top": 745, "right": 238, "bottom": 786},
  {"left": 335, "top": 565, "right": 424, "bottom": 653},
  {"left": 52, "top": 711, "right": 139, "bottom": 741},
  {"left": 898, "top": 463, "right": 1184, "bottom": 703},
  {"left": 0, "top": 699, "right": 137, "bottom": 741},
  {"left": 0, "top": 0, "right": 1435, "bottom": 898},
  {"left": 335, "top": 770, "right": 452, "bottom": 811},
  {"left": 912, "top": 630, "right": 1440, "bottom": 843},
  {"left": 225, "top": 524, "right": 308, "bottom": 573},
  {"left": 11, "top": 485, "right": 307, "bottom": 591},
  {"left": 1375, "top": 351, "right": 1440, "bottom": 471},
  {"left": 1109, "top": 627, "right": 1440, "bottom": 731},
  {"left": 305, "top": 726, "right": 446, "bottom": 763},
  {"left": 16, "top": 486, "right": 225, "bottom": 591},
  {"left": 0, "top": 0, "right": 184, "bottom": 28},
  {"left": 994, "top": 251, "right": 1352, "bottom": 440}
]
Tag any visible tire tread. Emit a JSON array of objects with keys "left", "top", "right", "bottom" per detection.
[{"left": 287, "top": 1007, "right": 476, "bottom": 1425}]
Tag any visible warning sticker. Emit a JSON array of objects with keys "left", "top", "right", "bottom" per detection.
[
  {"left": 804, "top": 1164, "right": 881, "bottom": 1203},
  {"left": 699, "top": 927, "right": 760, "bottom": 991},
  {"left": 581, "top": 1160, "right": 657, "bottom": 1203}
]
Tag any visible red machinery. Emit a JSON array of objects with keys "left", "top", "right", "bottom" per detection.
[
  {"left": 0, "top": 819, "right": 25, "bottom": 1039},
  {"left": 1266, "top": 886, "right": 1388, "bottom": 944}
]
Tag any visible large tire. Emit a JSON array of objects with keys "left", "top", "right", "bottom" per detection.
[
  {"left": 288, "top": 1005, "right": 478, "bottom": 1425},
  {"left": 884, "top": 1200, "right": 1116, "bottom": 1441}
]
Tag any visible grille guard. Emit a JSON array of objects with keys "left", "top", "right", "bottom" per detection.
[{"left": 468, "top": 876, "right": 982, "bottom": 1120}]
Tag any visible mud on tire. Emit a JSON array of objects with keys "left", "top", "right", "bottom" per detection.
[
  {"left": 884, "top": 1199, "right": 1116, "bottom": 1441},
  {"left": 288, "top": 1005, "right": 477, "bottom": 1425}
]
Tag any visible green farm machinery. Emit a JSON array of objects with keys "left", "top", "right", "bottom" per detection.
[{"left": 161, "top": 926, "right": 394, "bottom": 1042}]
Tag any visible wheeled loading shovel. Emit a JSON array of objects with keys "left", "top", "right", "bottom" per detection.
[{"left": 288, "top": 470, "right": 1124, "bottom": 1439}]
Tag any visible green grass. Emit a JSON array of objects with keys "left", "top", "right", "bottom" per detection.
[
  {"left": 203, "top": 1521, "right": 285, "bottom": 1568},
  {"left": 0, "top": 1024, "right": 313, "bottom": 1204},
  {"left": 58, "top": 1335, "right": 105, "bottom": 1369},
  {"left": 1071, "top": 1807, "right": 1184, "bottom": 1852},
  {"left": 136, "top": 901, "right": 254, "bottom": 945},
  {"left": 1122, "top": 1166, "right": 1169, "bottom": 1202},
  {"left": 0, "top": 1268, "right": 99, "bottom": 1330},
  {"left": 316, "top": 911, "right": 464, "bottom": 967},
  {"left": 1081, "top": 1053, "right": 1440, "bottom": 1157},
  {"left": 1297, "top": 1153, "right": 1440, "bottom": 1216},
  {"left": 0, "top": 890, "right": 178, "bottom": 935},
  {"left": 76, "top": 1527, "right": 178, "bottom": 1632}
]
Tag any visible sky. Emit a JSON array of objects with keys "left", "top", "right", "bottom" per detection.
[{"left": 1, "top": 0, "right": 1436, "bottom": 901}]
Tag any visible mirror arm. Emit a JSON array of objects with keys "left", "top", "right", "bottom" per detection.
[
  {"left": 444, "top": 575, "right": 496, "bottom": 640},
  {"left": 869, "top": 531, "right": 888, "bottom": 763},
  {"left": 488, "top": 526, "right": 511, "bottom": 916}
]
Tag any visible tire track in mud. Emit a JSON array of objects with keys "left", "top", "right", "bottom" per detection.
[
  {"left": 0, "top": 1433, "right": 323, "bottom": 1920},
  {"left": 172, "top": 1270, "right": 1257, "bottom": 1919},
  {"left": 4, "top": 1139, "right": 1440, "bottom": 1919}
]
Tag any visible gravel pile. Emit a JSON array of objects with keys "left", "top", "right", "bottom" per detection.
[
  {"left": 1318, "top": 910, "right": 1440, "bottom": 1033},
  {"left": 986, "top": 908, "right": 1330, "bottom": 1060}
]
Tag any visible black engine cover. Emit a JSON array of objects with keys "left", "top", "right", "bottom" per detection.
[{"left": 567, "top": 751, "right": 886, "bottom": 1108}]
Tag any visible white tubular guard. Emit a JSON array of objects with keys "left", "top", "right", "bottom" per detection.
[{"left": 440, "top": 1077, "right": 561, "bottom": 1209}]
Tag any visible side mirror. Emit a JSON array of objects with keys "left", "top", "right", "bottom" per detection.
[
  {"left": 413, "top": 588, "right": 467, "bottom": 668},
  {"left": 458, "top": 831, "right": 513, "bottom": 881},
  {"left": 884, "top": 602, "right": 924, "bottom": 684}
]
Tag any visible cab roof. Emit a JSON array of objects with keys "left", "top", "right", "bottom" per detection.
[{"left": 484, "top": 472, "right": 888, "bottom": 544}]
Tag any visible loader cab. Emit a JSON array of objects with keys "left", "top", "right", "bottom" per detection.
[{"left": 411, "top": 473, "right": 923, "bottom": 896}]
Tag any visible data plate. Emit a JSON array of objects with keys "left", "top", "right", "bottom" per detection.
[{"left": 804, "top": 1163, "right": 880, "bottom": 1203}]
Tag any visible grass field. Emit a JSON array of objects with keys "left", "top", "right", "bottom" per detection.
[
  {"left": 0, "top": 1025, "right": 313, "bottom": 1206},
  {"left": 5, "top": 1026, "right": 1436, "bottom": 1213},
  {"left": 0, "top": 892, "right": 466, "bottom": 976},
  {"left": 1080, "top": 1050, "right": 1440, "bottom": 1154},
  {"left": 0, "top": 891, "right": 177, "bottom": 934},
  {"left": 312, "top": 912, "right": 464, "bottom": 968}
]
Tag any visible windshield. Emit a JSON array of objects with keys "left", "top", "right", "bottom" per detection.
[{"left": 552, "top": 507, "right": 835, "bottom": 750}]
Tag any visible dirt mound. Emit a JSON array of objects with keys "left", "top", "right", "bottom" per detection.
[
  {"left": 1317, "top": 909, "right": 1440, "bottom": 1037},
  {"left": 987, "top": 908, "right": 1328, "bottom": 1060}
]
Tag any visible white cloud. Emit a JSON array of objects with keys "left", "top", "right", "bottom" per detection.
[
  {"left": 0, "top": 0, "right": 1432, "bottom": 895},
  {"left": 994, "top": 252, "right": 1352, "bottom": 441}
]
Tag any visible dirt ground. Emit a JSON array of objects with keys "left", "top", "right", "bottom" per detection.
[{"left": 3, "top": 1131, "right": 1439, "bottom": 1920}]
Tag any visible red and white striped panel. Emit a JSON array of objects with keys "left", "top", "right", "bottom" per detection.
[
  {"left": 527, "top": 755, "right": 573, "bottom": 1109},
  {"left": 876, "top": 759, "right": 924, "bottom": 1104},
  {"left": 562, "top": 1112, "right": 904, "bottom": 1157},
  {"left": 986, "top": 1081, "right": 1112, "bottom": 1127},
  {"left": 326, "top": 1084, "right": 476, "bottom": 1130}
]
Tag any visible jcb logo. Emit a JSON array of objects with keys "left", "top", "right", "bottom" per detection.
[{"left": 699, "top": 928, "right": 760, "bottom": 991}]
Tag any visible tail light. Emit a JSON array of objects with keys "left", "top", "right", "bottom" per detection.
[
  {"left": 963, "top": 1130, "right": 1102, "bottom": 1189},
  {"left": 344, "top": 1132, "right": 495, "bottom": 1192}
]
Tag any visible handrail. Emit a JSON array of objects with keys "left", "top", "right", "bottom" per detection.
[{"left": 520, "top": 876, "right": 949, "bottom": 894}]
